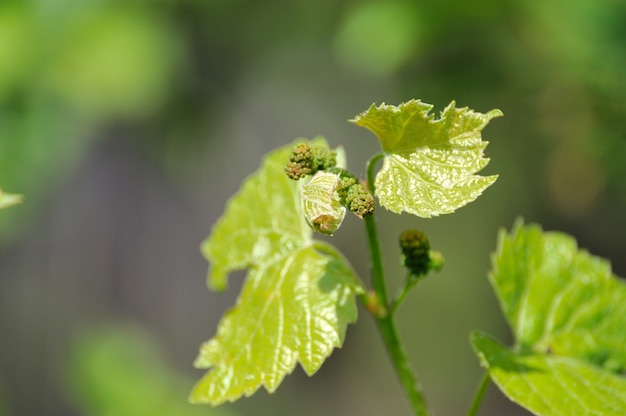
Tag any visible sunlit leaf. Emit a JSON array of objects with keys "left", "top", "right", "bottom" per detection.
[
  {"left": 192, "top": 139, "right": 362, "bottom": 405},
  {"left": 472, "top": 220, "right": 626, "bottom": 416},
  {"left": 351, "top": 99, "right": 501, "bottom": 217},
  {"left": 472, "top": 332, "right": 626, "bottom": 416}
]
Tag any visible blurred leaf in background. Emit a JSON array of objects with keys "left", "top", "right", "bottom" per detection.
[
  {"left": 333, "top": 2, "right": 420, "bottom": 77},
  {"left": 0, "top": 0, "right": 184, "bottom": 237},
  {"left": 64, "top": 324, "right": 238, "bottom": 416},
  {"left": 0, "top": 1, "right": 182, "bottom": 117},
  {"left": 0, "top": 188, "right": 22, "bottom": 209},
  {"left": 516, "top": 0, "right": 626, "bottom": 214},
  {"left": 43, "top": 3, "right": 182, "bottom": 119},
  {"left": 0, "top": 2, "right": 36, "bottom": 100},
  {"left": 0, "top": 0, "right": 625, "bottom": 415}
]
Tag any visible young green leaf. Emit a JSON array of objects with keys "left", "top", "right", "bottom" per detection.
[
  {"left": 0, "top": 188, "right": 23, "bottom": 209},
  {"left": 192, "top": 138, "right": 362, "bottom": 405},
  {"left": 472, "top": 220, "right": 626, "bottom": 416},
  {"left": 472, "top": 332, "right": 626, "bottom": 416},
  {"left": 301, "top": 170, "right": 346, "bottom": 235},
  {"left": 350, "top": 99, "right": 501, "bottom": 217}
]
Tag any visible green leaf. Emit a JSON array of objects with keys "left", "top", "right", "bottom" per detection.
[
  {"left": 350, "top": 99, "right": 501, "bottom": 217},
  {"left": 472, "top": 220, "right": 626, "bottom": 416},
  {"left": 192, "top": 139, "right": 362, "bottom": 405},
  {"left": 471, "top": 332, "right": 626, "bottom": 416},
  {"left": 0, "top": 189, "right": 23, "bottom": 209},
  {"left": 492, "top": 220, "right": 626, "bottom": 368}
]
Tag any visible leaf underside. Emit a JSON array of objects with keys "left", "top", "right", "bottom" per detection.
[
  {"left": 350, "top": 99, "right": 501, "bottom": 217},
  {"left": 472, "top": 220, "right": 626, "bottom": 416},
  {"left": 192, "top": 138, "right": 361, "bottom": 405}
]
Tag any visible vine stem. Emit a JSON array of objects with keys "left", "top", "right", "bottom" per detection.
[
  {"left": 365, "top": 214, "right": 429, "bottom": 416},
  {"left": 466, "top": 370, "right": 490, "bottom": 416},
  {"left": 363, "top": 153, "right": 429, "bottom": 416},
  {"left": 390, "top": 273, "right": 423, "bottom": 315}
]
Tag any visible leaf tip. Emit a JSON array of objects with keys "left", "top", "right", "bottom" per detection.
[
  {"left": 200, "top": 237, "right": 228, "bottom": 291},
  {"left": 207, "top": 268, "right": 228, "bottom": 291},
  {"left": 0, "top": 190, "right": 24, "bottom": 209},
  {"left": 348, "top": 102, "right": 376, "bottom": 125},
  {"left": 487, "top": 108, "right": 504, "bottom": 119}
]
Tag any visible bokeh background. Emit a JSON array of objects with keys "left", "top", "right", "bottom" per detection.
[{"left": 1, "top": 0, "right": 625, "bottom": 415}]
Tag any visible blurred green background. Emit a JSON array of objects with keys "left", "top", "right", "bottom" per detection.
[{"left": 0, "top": 0, "right": 625, "bottom": 415}]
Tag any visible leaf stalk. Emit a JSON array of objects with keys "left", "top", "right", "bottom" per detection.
[
  {"left": 366, "top": 152, "right": 384, "bottom": 195},
  {"left": 390, "top": 273, "right": 424, "bottom": 315}
]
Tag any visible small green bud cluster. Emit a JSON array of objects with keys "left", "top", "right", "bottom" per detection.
[
  {"left": 285, "top": 143, "right": 337, "bottom": 180},
  {"left": 336, "top": 177, "right": 375, "bottom": 218},
  {"left": 399, "top": 229, "right": 431, "bottom": 276}
]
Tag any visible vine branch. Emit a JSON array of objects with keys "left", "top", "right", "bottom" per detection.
[{"left": 363, "top": 153, "right": 429, "bottom": 416}]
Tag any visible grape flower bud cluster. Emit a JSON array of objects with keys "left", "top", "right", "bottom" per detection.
[
  {"left": 285, "top": 143, "right": 337, "bottom": 180},
  {"left": 399, "top": 229, "right": 433, "bottom": 276},
  {"left": 286, "top": 142, "right": 376, "bottom": 220},
  {"left": 335, "top": 177, "right": 375, "bottom": 218}
]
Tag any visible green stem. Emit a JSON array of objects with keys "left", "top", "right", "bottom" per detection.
[
  {"left": 363, "top": 200, "right": 429, "bottom": 415},
  {"left": 390, "top": 273, "right": 423, "bottom": 315},
  {"left": 376, "top": 315, "right": 429, "bottom": 416},
  {"left": 364, "top": 214, "right": 388, "bottom": 309},
  {"left": 366, "top": 152, "right": 384, "bottom": 195},
  {"left": 364, "top": 153, "right": 388, "bottom": 309},
  {"left": 466, "top": 370, "right": 490, "bottom": 416}
]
